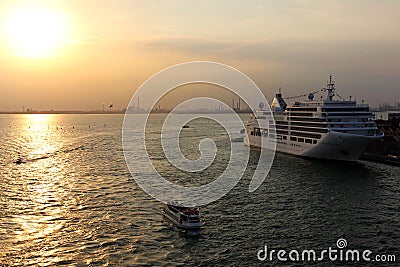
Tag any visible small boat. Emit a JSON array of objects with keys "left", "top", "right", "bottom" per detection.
[
  {"left": 15, "top": 157, "right": 25, "bottom": 164},
  {"left": 162, "top": 201, "right": 202, "bottom": 231}
]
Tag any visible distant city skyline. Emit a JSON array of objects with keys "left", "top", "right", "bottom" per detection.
[{"left": 1, "top": 0, "right": 399, "bottom": 111}]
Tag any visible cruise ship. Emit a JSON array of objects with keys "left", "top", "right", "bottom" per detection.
[{"left": 244, "top": 76, "right": 384, "bottom": 161}]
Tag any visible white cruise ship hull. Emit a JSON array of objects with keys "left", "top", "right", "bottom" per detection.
[{"left": 245, "top": 131, "right": 382, "bottom": 161}]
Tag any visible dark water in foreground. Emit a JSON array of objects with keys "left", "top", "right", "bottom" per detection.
[{"left": 0, "top": 114, "right": 398, "bottom": 266}]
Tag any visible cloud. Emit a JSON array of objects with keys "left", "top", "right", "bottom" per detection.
[
  {"left": 143, "top": 34, "right": 400, "bottom": 71},
  {"left": 145, "top": 36, "right": 235, "bottom": 54}
]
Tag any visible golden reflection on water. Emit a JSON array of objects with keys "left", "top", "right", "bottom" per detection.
[
  {"left": 13, "top": 114, "right": 67, "bottom": 259},
  {"left": 23, "top": 114, "right": 58, "bottom": 157},
  {"left": 1, "top": 114, "right": 139, "bottom": 265},
  {"left": 22, "top": 113, "right": 53, "bottom": 131},
  {"left": 25, "top": 113, "right": 52, "bottom": 123},
  {"left": 15, "top": 186, "right": 65, "bottom": 246}
]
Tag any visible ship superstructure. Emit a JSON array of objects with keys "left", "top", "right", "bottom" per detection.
[{"left": 244, "top": 76, "right": 383, "bottom": 161}]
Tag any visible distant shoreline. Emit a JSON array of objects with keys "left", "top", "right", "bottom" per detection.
[
  {"left": 0, "top": 111, "right": 126, "bottom": 115},
  {"left": 0, "top": 110, "right": 252, "bottom": 115}
]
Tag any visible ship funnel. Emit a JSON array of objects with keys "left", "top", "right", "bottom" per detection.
[{"left": 271, "top": 88, "right": 287, "bottom": 111}]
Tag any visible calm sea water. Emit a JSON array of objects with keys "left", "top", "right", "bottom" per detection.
[{"left": 0, "top": 114, "right": 398, "bottom": 266}]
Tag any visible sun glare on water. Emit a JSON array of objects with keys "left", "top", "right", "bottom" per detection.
[{"left": 3, "top": 5, "right": 68, "bottom": 58}]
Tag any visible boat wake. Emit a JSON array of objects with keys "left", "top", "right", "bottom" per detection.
[
  {"left": 13, "top": 145, "right": 85, "bottom": 165},
  {"left": 161, "top": 217, "right": 203, "bottom": 237}
]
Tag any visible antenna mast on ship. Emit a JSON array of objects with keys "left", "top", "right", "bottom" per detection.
[{"left": 325, "top": 75, "right": 336, "bottom": 102}]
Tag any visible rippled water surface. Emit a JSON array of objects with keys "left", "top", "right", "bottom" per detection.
[{"left": 0, "top": 114, "right": 399, "bottom": 266}]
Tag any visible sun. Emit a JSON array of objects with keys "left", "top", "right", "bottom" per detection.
[{"left": 4, "top": 5, "right": 68, "bottom": 58}]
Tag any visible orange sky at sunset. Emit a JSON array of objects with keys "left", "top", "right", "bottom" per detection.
[{"left": 1, "top": 0, "right": 399, "bottom": 111}]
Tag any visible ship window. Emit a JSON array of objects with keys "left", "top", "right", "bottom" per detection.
[
  {"left": 276, "top": 130, "right": 289, "bottom": 135},
  {"left": 298, "top": 138, "right": 304, "bottom": 142},
  {"left": 250, "top": 131, "right": 254, "bottom": 136},
  {"left": 283, "top": 136, "right": 287, "bottom": 140},
  {"left": 305, "top": 139, "right": 312, "bottom": 144},
  {"left": 290, "top": 131, "right": 322, "bottom": 139},
  {"left": 290, "top": 136, "right": 297, "bottom": 141},
  {"left": 290, "top": 126, "right": 328, "bottom": 133},
  {"left": 313, "top": 140, "right": 317, "bottom": 144}
]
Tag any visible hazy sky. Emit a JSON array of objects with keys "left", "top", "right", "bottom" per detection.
[{"left": 0, "top": 0, "right": 399, "bottom": 111}]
